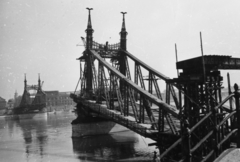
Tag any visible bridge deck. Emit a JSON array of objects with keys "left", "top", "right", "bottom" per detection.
[
  {"left": 73, "top": 95, "right": 180, "bottom": 141},
  {"left": 80, "top": 99, "right": 152, "bottom": 137}
]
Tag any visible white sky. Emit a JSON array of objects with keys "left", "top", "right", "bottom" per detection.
[{"left": 1, "top": 0, "right": 240, "bottom": 100}]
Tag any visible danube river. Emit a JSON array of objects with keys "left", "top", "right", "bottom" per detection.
[{"left": 0, "top": 111, "right": 158, "bottom": 162}]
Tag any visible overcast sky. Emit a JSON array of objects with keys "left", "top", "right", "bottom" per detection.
[{"left": 1, "top": 0, "right": 240, "bottom": 100}]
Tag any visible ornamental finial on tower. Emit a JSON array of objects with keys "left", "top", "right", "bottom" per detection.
[
  {"left": 121, "top": 12, "right": 127, "bottom": 32},
  {"left": 38, "top": 73, "right": 41, "bottom": 86},
  {"left": 86, "top": 8, "right": 93, "bottom": 29},
  {"left": 24, "top": 73, "right": 27, "bottom": 90},
  {"left": 38, "top": 73, "right": 42, "bottom": 90}
]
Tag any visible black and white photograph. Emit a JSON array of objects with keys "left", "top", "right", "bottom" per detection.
[{"left": 1, "top": 1, "right": 240, "bottom": 161}]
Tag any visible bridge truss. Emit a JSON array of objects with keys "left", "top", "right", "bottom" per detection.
[
  {"left": 71, "top": 8, "right": 240, "bottom": 162},
  {"left": 14, "top": 74, "right": 46, "bottom": 114}
]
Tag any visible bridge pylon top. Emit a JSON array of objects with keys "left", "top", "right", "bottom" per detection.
[
  {"left": 120, "top": 12, "right": 127, "bottom": 50},
  {"left": 85, "top": 8, "right": 94, "bottom": 49},
  {"left": 38, "top": 73, "right": 42, "bottom": 90},
  {"left": 86, "top": 8, "right": 93, "bottom": 29},
  {"left": 120, "top": 12, "right": 127, "bottom": 32},
  {"left": 24, "top": 73, "right": 27, "bottom": 90}
]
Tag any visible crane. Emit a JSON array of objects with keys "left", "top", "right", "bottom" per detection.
[{"left": 76, "top": 37, "right": 86, "bottom": 49}]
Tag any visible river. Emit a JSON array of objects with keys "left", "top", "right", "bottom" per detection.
[{"left": 0, "top": 112, "right": 158, "bottom": 162}]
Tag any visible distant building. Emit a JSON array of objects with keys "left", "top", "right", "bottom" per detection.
[
  {"left": 14, "top": 96, "right": 22, "bottom": 108},
  {"left": 45, "top": 91, "right": 59, "bottom": 106},
  {"left": 58, "top": 92, "right": 74, "bottom": 106},
  {"left": 0, "top": 97, "right": 7, "bottom": 115},
  {"left": 0, "top": 97, "right": 6, "bottom": 110},
  {"left": 7, "top": 99, "right": 14, "bottom": 109},
  {"left": 45, "top": 91, "right": 74, "bottom": 111}
]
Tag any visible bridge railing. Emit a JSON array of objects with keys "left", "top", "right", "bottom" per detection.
[{"left": 91, "top": 40, "right": 120, "bottom": 51}]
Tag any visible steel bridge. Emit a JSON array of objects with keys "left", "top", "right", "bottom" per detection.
[
  {"left": 14, "top": 74, "right": 46, "bottom": 114},
  {"left": 70, "top": 8, "right": 240, "bottom": 162}
]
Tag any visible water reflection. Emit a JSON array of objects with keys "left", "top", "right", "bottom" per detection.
[
  {"left": 0, "top": 112, "right": 156, "bottom": 162},
  {"left": 11, "top": 116, "right": 48, "bottom": 160},
  {"left": 72, "top": 131, "right": 152, "bottom": 161},
  {"left": 5, "top": 117, "right": 15, "bottom": 136}
]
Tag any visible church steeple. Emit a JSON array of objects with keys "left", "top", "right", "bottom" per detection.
[
  {"left": 120, "top": 12, "right": 127, "bottom": 50},
  {"left": 14, "top": 90, "right": 18, "bottom": 100},
  {"left": 85, "top": 8, "right": 94, "bottom": 49}
]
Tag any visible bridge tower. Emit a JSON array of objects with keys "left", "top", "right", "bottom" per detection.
[
  {"left": 15, "top": 74, "right": 46, "bottom": 114},
  {"left": 119, "top": 12, "right": 127, "bottom": 76},
  {"left": 119, "top": 12, "right": 129, "bottom": 115},
  {"left": 20, "top": 73, "right": 31, "bottom": 107},
  {"left": 85, "top": 8, "right": 94, "bottom": 97}
]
